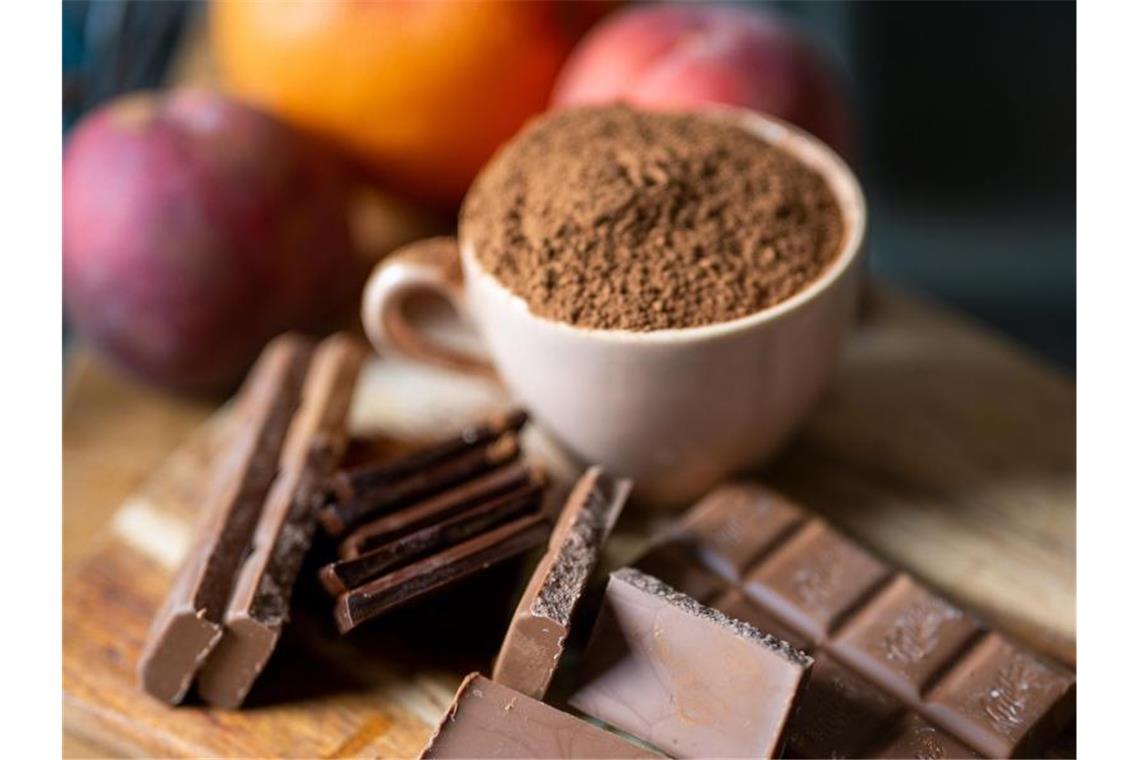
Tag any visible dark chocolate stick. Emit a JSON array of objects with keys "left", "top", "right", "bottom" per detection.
[
  {"left": 492, "top": 466, "right": 631, "bottom": 699},
  {"left": 419, "top": 673, "right": 659, "bottom": 759},
  {"left": 196, "top": 334, "right": 366, "bottom": 709},
  {"left": 136, "top": 335, "right": 313, "bottom": 704},
  {"left": 319, "top": 482, "right": 544, "bottom": 595},
  {"left": 337, "top": 461, "right": 543, "bottom": 559},
  {"left": 334, "top": 513, "right": 550, "bottom": 633},
  {"left": 329, "top": 409, "right": 527, "bottom": 501},
  {"left": 318, "top": 432, "right": 521, "bottom": 535}
]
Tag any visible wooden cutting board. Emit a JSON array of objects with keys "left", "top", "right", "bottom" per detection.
[{"left": 62, "top": 286, "right": 1075, "bottom": 758}]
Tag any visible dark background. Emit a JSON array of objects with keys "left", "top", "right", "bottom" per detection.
[{"left": 63, "top": 0, "right": 1076, "bottom": 368}]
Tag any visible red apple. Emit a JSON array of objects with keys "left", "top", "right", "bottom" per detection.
[
  {"left": 552, "top": 3, "right": 851, "bottom": 155},
  {"left": 63, "top": 90, "right": 361, "bottom": 393}
]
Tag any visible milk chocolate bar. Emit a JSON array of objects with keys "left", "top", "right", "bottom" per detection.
[
  {"left": 318, "top": 410, "right": 527, "bottom": 535},
  {"left": 137, "top": 335, "right": 313, "bottom": 704},
  {"left": 419, "top": 673, "right": 659, "bottom": 759},
  {"left": 493, "top": 466, "right": 631, "bottom": 699},
  {"left": 634, "top": 482, "right": 1076, "bottom": 758},
  {"left": 569, "top": 568, "right": 813, "bottom": 759},
  {"left": 196, "top": 334, "right": 366, "bottom": 708}
]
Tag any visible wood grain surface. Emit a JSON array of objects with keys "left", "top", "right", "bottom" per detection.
[{"left": 62, "top": 286, "right": 1075, "bottom": 758}]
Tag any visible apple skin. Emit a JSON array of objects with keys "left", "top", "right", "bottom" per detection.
[
  {"left": 63, "top": 90, "right": 361, "bottom": 393},
  {"left": 551, "top": 3, "right": 852, "bottom": 155}
]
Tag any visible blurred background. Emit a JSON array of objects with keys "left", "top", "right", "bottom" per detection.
[{"left": 63, "top": 0, "right": 1075, "bottom": 393}]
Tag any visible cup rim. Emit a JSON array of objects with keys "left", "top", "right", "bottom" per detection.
[{"left": 460, "top": 105, "right": 867, "bottom": 344}]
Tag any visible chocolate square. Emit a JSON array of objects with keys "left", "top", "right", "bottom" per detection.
[
  {"left": 830, "top": 575, "right": 983, "bottom": 700},
  {"left": 676, "top": 483, "right": 806, "bottom": 582},
  {"left": 925, "top": 633, "right": 1076, "bottom": 757},
  {"left": 743, "top": 520, "right": 892, "bottom": 643}
]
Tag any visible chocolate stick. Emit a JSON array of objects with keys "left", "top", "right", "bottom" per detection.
[
  {"left": 327, "top": 408, "right": 527, "bottom": 501},
  {"left": 318, "top": 430, "right": 522, "bottom": 535},
  {"left": 196, "top": 334, "right": 366, "bottom": 708},
  {"left": 337, "top": 462, "right": 543, "bottom": 559},
  {"left": 319, "top": 482, "right": 544, "bottom": 595},
  {"left": 137, "top": 335, "right": 313, "bottom": 704},
  {"left": 334, "top": 513, "right": 550, "bottom": 634},
  {"left": 492, "top": 466, "right": 631, "bottom": 699}
]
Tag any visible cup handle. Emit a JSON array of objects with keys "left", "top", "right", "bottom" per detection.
[{"left": 361, "top": 236, "right": 497, "bottom": 379}]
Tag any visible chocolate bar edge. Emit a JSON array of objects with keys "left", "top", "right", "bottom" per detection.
[
  {"left": 136, "top": 334, "right": 313, "bottom": 704},
  {"left": 195, "top": 334, "right": 366, "bottom": 708}
]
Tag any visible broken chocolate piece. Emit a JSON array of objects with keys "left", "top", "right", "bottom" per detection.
[
  {"left": 334, "top": 513, "right": 550, "bottom": 633},
  {"left": 137, "top": 335, "right": 313, "bottom": 704},
  {"left": 420, "top": 673, "right": 658, "bottom": 759},
  {"left": 196, "top": 334, "right": 366, "bottom": 708},
  {"left": 318, "top": 410, "right": 526, "bottom": 534},
  {"left": 569, "top": 568, "right": 813, "bottom": 759},
  {"left": 492, "top": 466, "right": 630, "bottom": 699}
]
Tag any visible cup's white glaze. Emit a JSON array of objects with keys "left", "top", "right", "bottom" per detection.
[{"left": 363, "top": 106, "right": 866, "bottom": 506}]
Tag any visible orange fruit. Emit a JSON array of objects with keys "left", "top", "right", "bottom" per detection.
[{"left": 211, "top": 0, "right": 608, "bottom": 207}]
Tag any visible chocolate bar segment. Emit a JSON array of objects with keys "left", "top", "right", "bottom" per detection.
[
  {"left": 318, "top": 411, "right": 526, "bottom": 534},
  {"left": 334, "top": 513, "right": 550, "bottom": 633},
  {"left": 830, "top": 574, "right": 983, "bottom": 700},
  {"left": 675, "top": 481, "right": 806, "bottom": 582},
  {"left": 925, "top": 633, "right": 1075, "bottom": 757},
  {"left": 493, "top": 467, "right": 631, "bottom": 699},
  {"left": 635, "top": 482, "right": 1076, "bottom": 758},
  {"left": 137, "top": 335, "right": 312, "bottom": 704},
  {"left": 420, "top": 673, "right": 659, "bottom": 759},
  {"left": 196, "top": 334, "right": 366, "bottom": 708},
  {"left": 569, "top": 568, "right": 813, "bottom": 759},
  {"left": 743, "top": 519, "right": 892, "bottom": 645}
]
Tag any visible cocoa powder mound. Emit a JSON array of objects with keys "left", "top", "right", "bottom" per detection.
[{"left": 461, "top": 105, "right": 846, "bottom": 331}]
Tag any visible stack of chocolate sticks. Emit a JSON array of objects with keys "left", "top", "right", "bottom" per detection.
[{"left": 315, "top": 410, "right": 553, "bottom": 633}]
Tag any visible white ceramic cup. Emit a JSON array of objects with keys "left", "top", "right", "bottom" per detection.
[{"left": 362, "top": 106, "right": 866, "bottom": 506}]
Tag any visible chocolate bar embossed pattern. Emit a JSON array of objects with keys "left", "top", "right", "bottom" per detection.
[{"left": 633, "top": 482, "right": 1075, "bottom": 758}]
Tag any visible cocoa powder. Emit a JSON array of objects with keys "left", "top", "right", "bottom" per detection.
[{"left": 462, "top": 106, "right": 846, "bottom": 331}]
